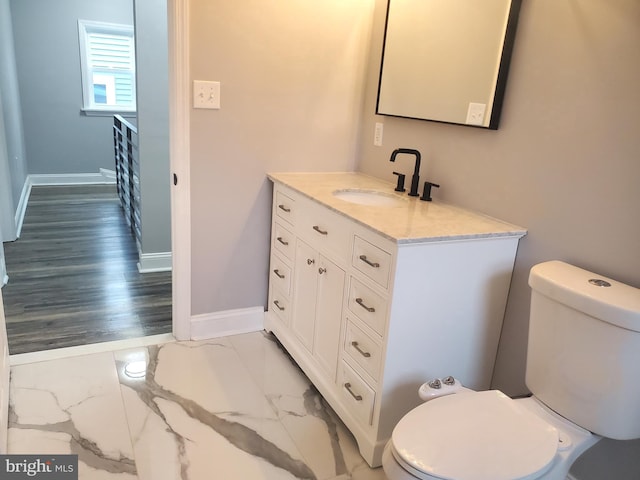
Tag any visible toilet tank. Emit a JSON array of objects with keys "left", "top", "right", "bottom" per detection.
[{"left": 526, "top": 261, "right": 640, "bottom": 440}]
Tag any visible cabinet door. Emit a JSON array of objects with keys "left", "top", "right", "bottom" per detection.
[
  {"left": 292, "top": 240, "right": 318, "bottom": 352},
  {"left": 313, "top": 255, "right": 345, "bottom": 381}
]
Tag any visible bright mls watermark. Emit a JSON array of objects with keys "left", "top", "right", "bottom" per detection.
[{"left": 0, "top": 455, "right": 77, "bottom": 479}]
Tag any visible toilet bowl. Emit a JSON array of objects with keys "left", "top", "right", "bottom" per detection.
[
  {"left": 382, "top": 261, "right": 640, "bottom": 480},
  {"left": 382, "top": 390, "right": 599, "bottom": 480}
]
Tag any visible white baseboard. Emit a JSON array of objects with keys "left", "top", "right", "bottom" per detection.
[
  {"left": 99, "top": 168, "right": 116, "bottom": 181},
  {"left": 137, "top": 252, "right": 172, "bottom": 273},
  {"left": 190, "top": 307, "right": 265, "bottom": 341},
  {"left": 0, "top": 251, "right": 7, "bottom": 286},
  {"left": 0, "top": 246, "right": 7, "bottom": 286},
  {"left": 28, "top": 172, "right": 116, "bottom": 186},
  {"left": 14, "top": 178, "right": 31, "bottom": 238}
]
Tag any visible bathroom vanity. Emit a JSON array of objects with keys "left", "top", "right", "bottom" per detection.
[{"left": 265, "top": 172, "right": 526, "bottom": 467}]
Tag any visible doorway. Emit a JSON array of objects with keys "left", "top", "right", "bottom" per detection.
[
  {"left": 0, "top": 0, "right": 190, "bottom": 353},
  {"left": 2, "top": 185, "right": 172, "bottom": 354}
]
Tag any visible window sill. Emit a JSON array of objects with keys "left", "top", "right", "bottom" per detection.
[{"left": 81, "top": 108, "right": 137, "bottom": 118}]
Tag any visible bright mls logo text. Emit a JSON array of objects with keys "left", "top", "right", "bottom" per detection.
[{"left": 0, "top": 455, "right": 77, "bottom": 479}]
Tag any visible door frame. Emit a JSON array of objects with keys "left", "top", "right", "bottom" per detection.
[{"left": 168, "top": 0, "right": 191, "bottom": 340}]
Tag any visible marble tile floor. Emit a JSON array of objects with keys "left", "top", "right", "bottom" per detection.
[{"left": 8, "top": 331, "right": 388, "bottom": 480}]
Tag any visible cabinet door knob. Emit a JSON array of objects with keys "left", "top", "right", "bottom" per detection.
[
  {"left": 307, "top": 258, "right": 315, "bottom": 265},
  {"left": 273, "top": 269, "right": 285, "bottom": 279},
  {"left": 351, "top": 341, "right": 371, "bottom": 358},
  {"left": 313, "top": 225, "right": 328, "bottom": 236},
  {"left": 344, "top": 382, "right": 363, "bottom": 401},
  {"left": 318, "top": 267, "right": 327, "bottom": 274},
  {"left": 355, "top": 297, "right": 375, "bottom": 313}
]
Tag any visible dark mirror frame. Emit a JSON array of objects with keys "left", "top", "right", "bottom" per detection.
[{"left": 376, "top": 0, "right": 523, "bottom": 130}]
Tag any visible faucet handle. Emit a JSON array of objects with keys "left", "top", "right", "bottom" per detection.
[
  {"left": 420, "top": 181, "right": 440, "bottom": 202},
  {"left": 392, "top": 171, "right": 406, "bottom": 192}
]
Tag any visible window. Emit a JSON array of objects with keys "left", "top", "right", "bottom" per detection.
[{"left": 78, "top": 20, "right": 136, "bottom": 113}]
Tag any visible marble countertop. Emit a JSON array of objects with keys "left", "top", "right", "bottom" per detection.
[{"left": 267, "top": 172, "right": 526, "bottom": 244}]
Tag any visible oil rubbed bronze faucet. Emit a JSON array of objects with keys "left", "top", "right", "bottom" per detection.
[{"left": 389, "top": 148, "right": 421, "bottom": 197}]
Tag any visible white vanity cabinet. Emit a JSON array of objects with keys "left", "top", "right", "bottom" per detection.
[
  {"left": 268, "top": 189, "right": 296, "bottom": 328},
  {"left": 265, "top": 173, "right": 526, "bottom": 467},
  {"left": 268, "top": 186, "right": 349, "bottom": 382},
  {"left": 292, "top": 240, "right": 345, "bottom": 379}
]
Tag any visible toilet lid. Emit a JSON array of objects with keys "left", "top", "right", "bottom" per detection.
[{"left": 391, "top": 390, "right": 559, "bottom": 480}]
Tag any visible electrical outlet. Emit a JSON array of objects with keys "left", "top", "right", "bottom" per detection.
[
  {"left": 374, "top": 122, "right": 384, "bottom": 146},
  {"left": 466, "top": 103, "right": 486, "bottom": 126},
  {"left": 193, "top": 80, "right": 221, "bottom": 109}
]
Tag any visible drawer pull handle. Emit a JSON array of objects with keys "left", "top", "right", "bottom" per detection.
[
  {"left": 278, "top": 204, "right": 291, "bottom": 213},
  {"left": 344, "top": 382, "right": 363, "bottom": 401},
  {"left": 355, "top": 297, "right": 375, "bottom": 313},
  {"left": 273, "top": 300, "right": 285, "bottom": 311},
  {"left": 351, "top": 341, "right": 371, "bottom": 358},
  {"left": 273, "top": 269, "right": 285, "bottom": 279},
  {"left": 313, "top": 225, "right": 328, "bottom": 236},
  {"left": 276, "top": 237, "right": 289, "bottom": 246},
  {"left": 359, "top": 255, "right": 380, "bottom": 268}
]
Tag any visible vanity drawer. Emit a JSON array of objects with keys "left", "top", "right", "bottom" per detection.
[
  {"left": 352, "top": 236, "right": 392, "bottom": 289},
  {"left": 344, "top": 320, "right": 382, "bottom": 381},
  {"left": 270, "top": 254, "right": 292, "bottom": 295},
  {"left": 275, "top": 189, "right": 296, "bottom": 226},
  {"left": 269, "top": 288, "right": 290, "bottom": 326},
  {"left": 298, "top": 201, "right": 351, "bottom": 263},
  {"left": 273, "top": 222, "right": 295, "bottom": 260},
  {"left": 347, "top": 277, "right": 388, "bottom": 336},
  {"left": 338, "top": 361, "right": 375, "bottom": 426}
]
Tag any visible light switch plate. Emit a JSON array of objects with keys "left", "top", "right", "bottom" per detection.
[
  {"left": 466, "top": 102, "right": 486, "bottom": 126},
  {"left": 193, "top": 80, "right": 220, "bottom": 109}
]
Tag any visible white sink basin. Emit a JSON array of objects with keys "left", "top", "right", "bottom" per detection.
[{"left": 332, "top": 189, "right": 405, "bottom": 207}]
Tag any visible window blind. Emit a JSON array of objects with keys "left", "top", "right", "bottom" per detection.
[{"left": 78, "top": 20, "right": 136, "bottom": 111}]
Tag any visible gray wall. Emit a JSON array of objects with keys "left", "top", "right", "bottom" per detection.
[
  {"left": 9, "top": 0, "right": 170, "bottom": 256},
  {"left": 569, "top": 437, "right": 640, "bottom": 480},
  {"left": 133, "top": 0, "right": 170, "bottom": 255},
  {"left": 10, "top": 0, "right": 133, "bottom": 175},
  {"left": 0, "top": 0, "right": 26, "bottom": 234},
  {"left": 0, "top": 91, "right": 15, "bottom": 243},
  {"left": 357, "top": 0, "right": 640, "bottom": 396},
  {"left": 188, "top": 0, "right": 639, "bottom": 398},
  {"left": 0, "top": 90, "right": 11, "bottom": 283},
  {"left": 188, "top": 0, "right": 374, "bottom": 314}
]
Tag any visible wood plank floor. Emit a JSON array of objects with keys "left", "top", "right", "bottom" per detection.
[{"left": 2, "top": 185, "right": 172, "bottom": 354}]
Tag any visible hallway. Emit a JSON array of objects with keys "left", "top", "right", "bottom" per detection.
[{"left": 2, "top": 185, "right": 171, "bottom": 354}]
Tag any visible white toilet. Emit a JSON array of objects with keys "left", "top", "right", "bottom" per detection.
[{"left": 382, "top": 260, "right": 640, "bottom": 480}]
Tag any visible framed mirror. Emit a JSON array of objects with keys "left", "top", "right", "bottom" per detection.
[{"left": 376, "top": 0, "right": 522, "bottom": 129}]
